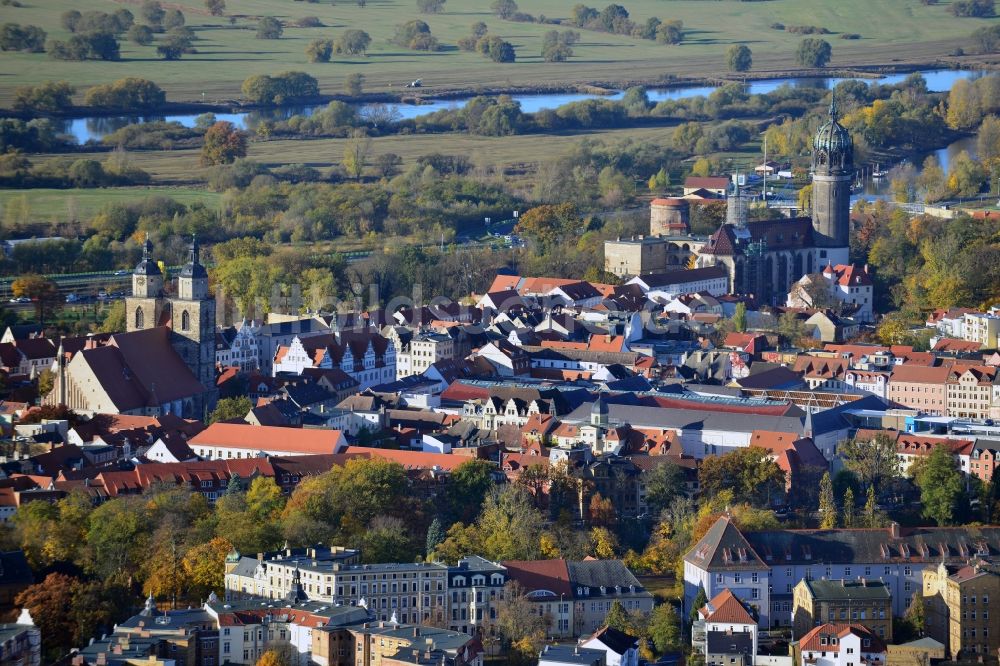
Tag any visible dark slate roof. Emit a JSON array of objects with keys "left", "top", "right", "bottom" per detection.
[
  {"left": 809, "top": 395, "right": 886, "bottom": 435},
  {"left": 745, "top": 525, "right": 1000, "bottom": 565},
  {"left": 706, "top": 631, "right": 754, "bottom": 656},
  {"left": 589, "top": 626, "right": 639, "bottom": 655},
  {"left": 802, "top": 579, "right": 891, "bottom": 601},
  {"left": 684, "top": 517, "right": 768, "bottom": 571},
  {"left": 567, "top": 560, "right": 650, "bottom": 598}
]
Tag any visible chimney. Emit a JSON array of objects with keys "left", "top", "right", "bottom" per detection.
[{"left": 889, "top": 522, "right": 900, "bottom": 539}]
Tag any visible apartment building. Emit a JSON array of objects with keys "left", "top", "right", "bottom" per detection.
[
  {"left": 396, "top": 333, "right": 456, "bottom": 380},
  {"left": 962, "top": 312, "right": 1000, "bottom": 349},
  {"left": 886, "top": 366, "right": 949, "bottom": 416},
  {"left": 922, "top": 559, "right": 999, "bottom": 661},
  {"left": 795, "top": 624, "right": 886, "bottom": 666},
  {"left": 792, "top": 579, "right": 892, "bottom": 641},
  {"left": 945, "top": 366, "right": 997, "bottom": 419}
]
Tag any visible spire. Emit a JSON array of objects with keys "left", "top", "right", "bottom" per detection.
[
  {"left": 141, "top": 593, "right": 157, "bottom": 617},
  {"left": 189, "top": 234, "right": 200, "bottom": 266},
  {"left": 828, "top": 93, "right": 838, "bottom": 121}
]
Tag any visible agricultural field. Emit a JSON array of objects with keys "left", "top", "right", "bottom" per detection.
[
  {"left": 0, "top": 0, "right": 995, "bottom": 106},
  {"left": 0, "top": 187, "right": 221, "bottom": 221}
]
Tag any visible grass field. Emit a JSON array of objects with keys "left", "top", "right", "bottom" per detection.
[
  {"left": 0, "top": 187, "right": 221, "bottom": 220},
  {"left": 28, "top": 125, "right": 688, "bottom": 185},
  {"left": 0, "top": 0, "right": 996, "bottom": 106}
]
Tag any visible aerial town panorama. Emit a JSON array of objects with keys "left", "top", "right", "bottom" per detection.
[{"left": 0, "top": 1, "right": 999, "bottom": 666}]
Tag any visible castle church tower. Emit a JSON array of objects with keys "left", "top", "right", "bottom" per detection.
[
  {"left": 811, "top": 98, "right": 853, "bottom": 248},
  {"left": 126, "top": 236, "right": 165, "bottom": 333},
  {"left": 169, "top": 236, "right": 217, "bottom": 396}
]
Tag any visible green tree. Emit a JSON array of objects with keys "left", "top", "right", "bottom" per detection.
[
  {"left": 861, "top": 485, "right": 886, "bottom": 528},
  {"left": 644, "top": 460, "right": 685, "bottom": 516},
  {"left": 127, "top": 24, "right": 154, "bottom": 45},
  {"left": 819, "top": 471, "right": 838, "bottom": 529},
  {"left": 141, "top": 0, "right": 165, "bottom": 27},
  {"left": 425, "top": 516, "right": 445, "bottom": 558},
  {"left": 648, "top": 603, "right": 681, "bottom": 654},
  {"left": 905, "top": 591, "right": 925, "bottom": 634},
  {"left": 208, "top": 396, "right": 251, "bottom": 424},
  {"left": 205, "top": 0, "right": 226, "bottom": 16},
  {"left": 604, "top": 600, "right": 630, "bottom": 632},
  {"left": 334, "top": 29, "right": 371, "bottom": 55},
  {"left": 256, "top": 17, "right": 283, "bottom": 39},
  {"left": 11, "top": 274, "right": 58, "bottom": 325},
  {"left": 839, "top": 433, "right": 901, "bottom": 495},
  {"left": 727, "top": 44, "right": 752, "bottom": 72},
  {"left": 163, "top": 9, "right": 185, "bottom": 30},
  {"left": 84, "top": 78, "right": 165, "bottom": 111},
  {"left": 914, "top": 444, "right": 964, "bottom": 525},
  {"left": 306, "top": 39, "right": 333, "bottom": 62},
  {"left": 246, "top": 477, "right": 285, "bottom": 521},
  {"left": 12, "top": 81, "right": 75, "bottom": 113},
  {"left": 345, "top": 72, "right": 364, "bottom": 96},
  {"left": 656, "top": 20, "right": 684, "bottom": 44},
  {"left": 689, "top": 585, "right": 707, "bottom": 622},
  {"left": 200, "top": 121, "right": 248, "bottom": 167},
  {"left": 447, "top": 459, "right": 496, "bottom": 523},
  {"left": 100, "top": 299, "right": 126, "bottom": 332},
  {"left": 514, "top": 203, "right": 581, "bottom": 254},
  {"left": 842, "top": 487, "right": 856, "bottom": 528},
  {"left": 417, "top": 0, "right": 445, "bottom": 13},
  {"left": 733, "top": 302, "right": 747, "bottom": 332},
  {"left": 362, "top": 515, "right": 415, "bottom": 563},
  {"left": 342, "top": 129, "right": 372, "bottom": 180},
  {"left": 477, "top": 485, "right": 543, "bottom": 561},
  {"left": 491, "top": 0, "right": 518, "bottom": 19},
  {"left": 698, "top": 447, "right": 786, "bottom": 508},
  {"left": 796, "top": 37, "right": 832, "bottom": 67}
]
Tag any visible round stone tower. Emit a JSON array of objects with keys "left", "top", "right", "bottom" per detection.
[
  {"left": 811, "top": 98, "right": 853, "bottom": 248},
  {"left": 650, "top": 198, "right": 690, "bottom": 236}
]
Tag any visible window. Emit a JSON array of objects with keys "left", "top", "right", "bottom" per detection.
[
  {"left": 181, "top": 310, "right": 190, "bottom": 331},
  {"left": 904, "top": 566, "right": 912, "bottom": 576},
  {"left": 734, "top": 573, "right": 742, "bottom": 584},
  {"left": 752, "top": 573, "right": 759, "bottom": 583},
  {"left": 844, "top": 567, "right": 851, "bottom": 577},
  {"left": 135, "top": 307, "right": 144, "bottom": 329},
  {"left": 717, "top": 574, "right": 724, "bottom": 584}
]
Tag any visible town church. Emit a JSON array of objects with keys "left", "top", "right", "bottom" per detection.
[{"left": 697, "top": 99, "right": 854, "bottom": 303}]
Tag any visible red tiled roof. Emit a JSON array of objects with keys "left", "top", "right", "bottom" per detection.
[
  {"left": 503, "top": 559, "right": 573, "bottom": 597},
  {"left": 190, "top": 423, "right": 342, "bottom": 454},
  {"left": 799, "top": 624, "right": 886, "bottom": 654},
  {"left": 699, "top": 588, "right": 756, "bottom": 624},
  {"left": 933, "top": 338, "right": 981, "bottom": 353}
]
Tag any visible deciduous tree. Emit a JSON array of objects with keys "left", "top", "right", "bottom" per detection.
[
  {"left": 839, "top": 433, "right": 900, "bottom": 495},
  {"left": 727, "top": 44, "right": 752, "bottom": 72},
  {"left": 200, "top": 121, "right": 248, "bottom": 167},
  {"left": 913, "top": 444, "right": 964, "bottom": 525}
]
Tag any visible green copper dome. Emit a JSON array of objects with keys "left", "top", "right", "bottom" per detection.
[{"left": 813, "top": 98, "right": 853, "bottom": 170}]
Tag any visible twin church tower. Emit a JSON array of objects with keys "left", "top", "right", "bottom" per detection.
[{"left": 125, "top": 236, "right": 216, "bottom": 394}]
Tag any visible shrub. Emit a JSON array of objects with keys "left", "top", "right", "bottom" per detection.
[
  {"left": 541, "top": 30, "right": 575, "bottom": 61},
  {"left": 769, "top": 22, "right": 785, "bottom": 30},
  {"left": 950, "top": 0, "right": 994, "bottom": 16},
  {"left": 796, "top": 37, "right": 832, "bottom": 67},
  {"left": 840, "top": 33, "right": 861, "bottom": 39},
  {"left": 48, "top": 31, "right": 120, "bottom": 61},
  {"left": 256, "top": 17, "right": 283, "bottom": 39},
  {"left": 241, "top": 71, "right": 319, "bottom": 104},
  {"left": 334, "top": 29, "right": 371, "bottom": 55},
  {"left": 163, "top": 9, "right": 185, "bottom": 30},
  {"left": 141, "top": 0, "right": 165, "bottom": 27},
  {"left": 727, "top": 44, "right": 752, "bottom": 72},
  {"left": 13, "top": 81, "right": 75, "bottom": 113},
  {"left": 476, "top": 35, "right": 515, "bottom": 62},
  {"left": 128, "top": 24, "right": 154, "bottom": 45},
  {"left": 205, "top": 0, "right": 226, "bottom": 16},
  {"left": 656, "top": 20, "right": 684, "bottom": 44},
  {"left": 306, "top": 39, "right": 333, "bottom": 62},
  {"left": 201, "top": 121, "right": 248, "bottom": 166},
  {"left": 416, "top": 0, "right": 445, "bottom": 13},
  {"left": 295, "top": 16, "right": 323, "bottom": 27},
  {"left": 0, "top": 23, "right": 46, "bottom": 52},
  {"left": 84, "top": 78, "right": 165, "bottom": 110},
  {"left": 157, "top": 30, "right": 195, "bottom": 59},
  {"left": 393, "top": 20, "right": 440, "bottom": 50}
]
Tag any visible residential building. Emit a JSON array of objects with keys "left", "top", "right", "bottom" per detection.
[
  {"left": 945, "top": 366, "right": 997, "bottom": 419},
  {"left": 706, "top": 631, "right": 754, "bottom": 666},
  {"left": 538, "top": 646, "right": 606, "bottom": 666},
  {"left": 273, "top": 332, "right": 395, "bottom": 391},
  {"left": 0, "top": 609, "right": 40, "bottom": 666},
  {"left": 962, "top": 311, "right": 1000, "bottom": 348},
  {"left": 397, "top": 333, "right": 455, "bottom": 380},
  {"left": 216, "top": 320, "right": 261, "bottom": 373},
  {"left": 695, "top": 588, "right": 758, "bottom": 658},
  {"left": 349, "top": 622, "right": 482, "bottom": 666},
  {"left": 683, "top": 517, "right": 771, "bottom": 627},
  {"left": 626, "top": 266, "right": 729, "bottom": 300},
  {"left": 581, "top": 626, "right": 639, "bottom": 666},
  {"left": 684, "top": 516, "right": 1000, "bottom": 629},
  {"left": 787, "top": 265, "right": 874, "bottom": 323},
  {"left": 886, "top": 366, "right": 949, "bottom": 416},
  {"left": 225, "top": 549, "right": 502, "bottom": 629},
  {"left": 255, "top": 317, "right": 332, "bottom": 376},
  {"left": 502, "top": 559, "right": 654, "bottom": 638},
  {"left": 922, "top": 558, "right": 999, "bottom": 661},
  {"left": 189, "top": 423, "right": 344, "bottom": 459},
  {"left": 792, "top": 579, "right": 892, "bottom": 641},
  {"left": 794, "top": 624, "right": 887, "bottom": 666}
]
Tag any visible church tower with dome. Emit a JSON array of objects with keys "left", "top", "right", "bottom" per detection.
[{"left": 810, "top": 98, "right": 853, "bottom": 249}]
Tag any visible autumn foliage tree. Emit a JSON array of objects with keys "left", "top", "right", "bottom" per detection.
[
  {"left": 200, "top": 121, "right": 248, "bottom": 166},
  {"left": 11, "top": 274, "right": 58, "bottom": 325}
]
